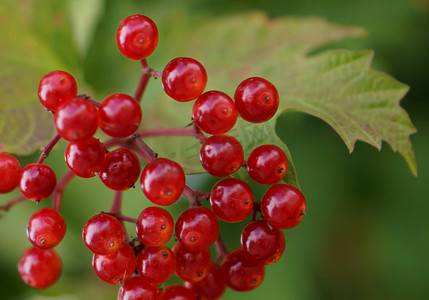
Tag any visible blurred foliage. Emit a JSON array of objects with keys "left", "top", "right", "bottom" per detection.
[{"left": 0, "top": 0, "right": 428, "bottom": 299}]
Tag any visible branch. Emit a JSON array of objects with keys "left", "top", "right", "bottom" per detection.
[
  {"left": 37, "top": 134, "right": 61, "bottom": 164},
  {"left": 52, "top": 170, "right": 75, "bottom": 211}
]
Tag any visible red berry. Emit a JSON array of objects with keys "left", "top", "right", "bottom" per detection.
[
  {"left": 175, "top": 207, "right": 219, "bottom": 252},
  {"left": 18, "top": 247, "right": 62, "bottom": 289},
  {"left": 240, "top": 219, "right": 285, "bottom": 265},
  {"left": 140, "top": 158, "right": 185, "bottom": 206},
  {"left": 0, "top": 153, "right": 22, "bottom": 193},
  {"left": 19, "top": 163, "right": 56, "bottom": 201},
  {"left": 261, "top": 184, "right": 306, "bottom": 229},
  {"left": 38, "top": 70, "right": 77, "bottom": 112},
  {"left": 99, "top": 148, "right": 141, "bottom": 191},
  {"left": 199, "top": 135, "right": 244, "bottom": 177},
  {"left": 162, "top": 57, "right": 207, "bottom": 102},
  {"left": 116, "top": 14, "right": 159, "bottom": 60},
  {"left": 54, "top": 98, "right": 98, "bottom": 141},
  {"left": 136, "top": 206, "right": 174, "bottom": 246},
  {"left": 173, "top": 242, "right": 212, "bottom": 283},
  {"left": 118, "top": 276, "right": 161, "bottom": 300},
  {"left": 162, "top": 284, "right": 196, "bottom": 300},
  {"left": 210, "top": 178, "right": 254, "bottom": 222},
  {"left": 190, "top": 263, "right": 226, "bottom": 300},
  {"left": 65, "top": 137, "right": 105, "bottom": 178},
  {"left": 136, "top": 245, "right": 176, "bottom": 284},
  {"left": 234, "top": 77, "right": 279, "bottom": 123},
  {"left": 27, "top": 208, "right": 66, "bottom": 249},
  {"left": 98, "top": 93, "right": 142, "bottom": 138},
  {"left": 92, "top": 241, "right": 136, "bottom": 284},
  {"left": 221, "top": 248, "right": 265, "bottom": 291},
  {"left": 82, "top": 213, "right": 123, "bottom": 255},
  {"left": 192, "top": 91, "right": 237, "bottom": 135},
  {"left": 246, "top": 144, "right": 288, "bottom": 185}
]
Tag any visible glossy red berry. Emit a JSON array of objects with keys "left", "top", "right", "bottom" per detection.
[
  {"left": 175, "top": 206, "right": 219, "bottom": 252},
  {"left": 27, "top": 208, "right": 66, "bottom": 249},
  {"left": 221, "top": 248, "right": 265, "bottom": 292},
  {"left": 261, "top": 184, "right": 306, "bottom": 229},
  {"left": 240, "top": 219, "right": 285, "bottom": 265},
  {"left": 140, "top": 158, "right": 185, "bottom": 206},
  {"left": 137, "top": 246, "right": 176, "bottom": 284},
  {"left": 173, "top": 242, "right": 212, "bottom": 283},
  {"left": 246, "top": 144, "right": 288, "bottom": 184},
  {"left": 191, "top": 263, "right": 226, "bottom": 300},
  {"left": 82, "top": 213, "right": 123, "bottom": 255},
  {"left": 162, "top": 284, "right": 196, "bottom": 300},
  {"left": 99, "top": 148, "right": 141, "bottom": 191},
  {"left": 118, "top": 276, "right": 161, "bottom": 300},
  {"left": 65, "top": 137, "right": 105, "bottom": 178},
  {"left": 18, "top": 247, "right": 62, "bottom": 289},
  {"left": 19, "top": 163, "right": 56, "bottom": 202},
  {"left": 54, "top": 98, "right": 98, "bottom": 141},
  {"left": 0, "top": 153, "right": 22, "bottom": 193},
  {"left": 162, "top": 57, "right": 207, "bottom": 102},
  {"left": 234, "top": 77, "right": 279, "bottom": 123},
  {"left": 199, "top": 135, "right": 244, "bottom": 177},
  {"left": 92, "top": 241, "right": 136, "bottom": 284},
  {"left": 192, "top": 91, "right": 237, "bottom": 135},
  {"left": 136, "top": 206, "right": 174, "bottom": 246},
  {"left": 210, "top": 178, "right": 254, "bottom": 223},
  {"left": 98, "top": 93, "right": 142, "bottom": 138},
  {"left": 38, "top": 70, "right": 77, "bottom": 112},
  {"left": 116, "top": 14, "right": 159, "bottom": 60}
]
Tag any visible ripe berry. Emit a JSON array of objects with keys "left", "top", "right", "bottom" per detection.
[
  {"left": 98, "top": 93, "right": 142, "bottom": 138},
  {"left": 191, "top": 263, "right": 227, "bottom": 300},
  {"left": 136, "top": 206, "right": 174, "bottom": 246},
  {"left": 92, "top": 241, "right": 136, "bottom": 284},
  {"left": 240, "top": 219, "right": 285, "bottom": 265},
  {"left": 82, "top": 213, "right": 123, "bottom": 255},
  {"left": 192, "top": 91, "right": 237, "bottom": 135},
  {"left": 234, "top": 77, "right": 279, "bottom": 123},
  {"left": 175, "top": 206, "right": 219, "bottom": 252},
  {"left": 162, "top": 284, "right": 196, "bottom": 300},
  {"left": 136, "top": 245, "right": 176, "bottom": 284},
  {"left": 199, "top": 135, "right": 244, "bottom": 177},
  {"left": 246, "top": 144, "right": 288, "bottom": 184},
  {"left": 65, "top": 137, "right": 105, "bottom": 178},
  {"left": 173, "top": 242, "right": 212, "bottom": 283},
  {"left": 19, "top": 163, "right": 57, "bottom": 201},
  {"left": 99, "top": 148, "right": 141, "bottom": 191},
  {"left": 261, "top": 184, "right": 306, "bottom": 229},
  {"left": 0, "top": 153, "right": 22, "bottom": 193},
  {"left": 116, "top": 14, "right": 159, "bottom": 60},
  {"left": 18, "top": 247, "right": 62, "bottom": 289},
  {"left": 54, "top": 98, "right": 98, "bottom": 141},
  {"left": 140, "top": 158, "right": 185, "bottom": 206},
  {"left": 162, "top": 57, "right": 207, "bottom": 102},
  {"left": 221, "top": 248, "right": 265, "bottom": 291},
  {"left": 210, "top": 178, "right": 254, "bottom": 222},
  {"left": 118, "top": 276, "right": 161, "bottom": 300},
  {"left": 27, "top": 208, "right": 66, "bottom": 249},
  {"left": 38, "top": 70, "right": 77, "bottom": 112}
]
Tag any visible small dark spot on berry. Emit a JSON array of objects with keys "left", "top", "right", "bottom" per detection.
[
  {"left": 139, "top": 38, "right": 144, "bottom": 43},
  {"left": 59, "top": 77, "right": 64, "bottom": 84},
  {"left": 162, "top": 251, "right": 168, "bottom": 257},
  {"left": 251, "top": 278, "right": 257, "bottom": 285},
  {"left": 244, "top": 199, "right": 250, "bottom": 205},
  {"left": 222, "top": 108, "right": 228, "bottom": 114},
  {"left": 109, "top": 241, "right": 114, "bottom": 248},
  {"left": 165, "top": 189, "right": 172, "bottom": 196},
  {"left": 191, "top": 77, "right": 196, "bottom": 83},
  {"left": 278, "top": 167, "right": 284, "bottom": 174},
  {"left": 160, "top": 224, "right": 166, "bottom": 230},
  {"left": 198, "top": 271, "right": 204, "bottom": 277},
  {"left": 265, "top": 96, "right": 271, "bottom": 102},
  {"left": 40, "top": 238, "right": 46, "bottom": 244},
  {"left": 190, "top": 236, "right": 196, "bottom": 242}
]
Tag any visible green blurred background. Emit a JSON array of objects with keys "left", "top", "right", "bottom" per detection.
[{"left": 1, "top": 0, "right": 428, "bottom": 299}]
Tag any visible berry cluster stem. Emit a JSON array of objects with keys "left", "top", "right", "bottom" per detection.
[
  {"left": 37, "top": 134, "right": 61, "bottom": 164},
  {"left": 134, "top": 59, "right": 151, "bottom": 102},
  {"left": 215, "top": 235, "right": 228, "bottom": 263},
  {"left": 0, "top": 196, "right": 26, "bottom": 215},
  {"left": 52, "top": 171, "right": 75, "bottom": 211}
]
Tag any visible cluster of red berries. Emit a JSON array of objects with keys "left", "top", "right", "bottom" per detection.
[{"left": 0, "top": 14, "right": 306, "bottom": 299}]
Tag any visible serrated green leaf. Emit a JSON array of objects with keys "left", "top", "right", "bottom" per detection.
[{"left": 0, "top": 0, "right": 77, "bottom": 155}]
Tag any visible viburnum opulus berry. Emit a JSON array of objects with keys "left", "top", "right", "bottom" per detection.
[
  {"left": 173, "top": 242, "right": 212, "bottom": 283},
  {"left": 191, "top": 263, "right": 227, "bottom": 299},
  {"left": 65, "top": 137, "right": 105, "bottom": 178},
  {"left": 162, "top": 284, "right": 196, "bottom": 300},
  {"left": 234, "top": 77, "right": 279, "bottom": 123},
  {"left": 136, "top": 206, "right": 174, "bottom": 246},
  {"left": 136, "top": 245, "right": 176, "bottom": 284},
  {"left": 246, "top": 144, "right": 288, "bottom": 184},
  {"left": 162, "top": 57, "right": 208, "bottom": 102},
  {"left": 116, "top": 14, "right": 159, "bottom": 60},
  {"left": 27, "top": 208, "right": 66, "bottom": 249},
  {"left": 19, "top": 163, "right": 57, "bottom": 201},
  {"left": 38, "top": 70, "right": 77, "bottom": 112},
  {"left": 118, "top": 276, "right": 161, "bottom": 300},
  {"left": 0, "top": 153, "right": 22, "bottom": 193},
  {"left": 98, "top": 93, "right": 142, "bottom": 138}
]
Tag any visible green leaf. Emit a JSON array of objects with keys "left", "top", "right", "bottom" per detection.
[{"left": 0, "top": 0, "right": 77, "bottom": 155}]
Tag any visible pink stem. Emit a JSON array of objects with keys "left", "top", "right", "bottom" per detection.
[
  {"left": 215, "top": 235, "right": 228, "bottom": 263},
  {"left": 137, "top": 125, "right": 207, "bottom": 143},
  {"left": 182, "top": 185, "right": 210, "bottom": 207},
  {"left": 106, "top": 212, "right": 137, "bottom": 224},
  {"left": 109, "top": 191, "right": 129, "bottom": 241},
  {"left": 52, "top": 170, "right": 75, "bottom": 211},
  {"left": 37, "top": 134, "right": 61, "bottom": 163},
  {"left": 132, "top": 134, "right": 158, "bottom": 160},
  {"left": 134, "top": 59, "right": 151, "bottom": 102},
  {"left": 0, "top": 196, "right": 26, "bottom": 215}
]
